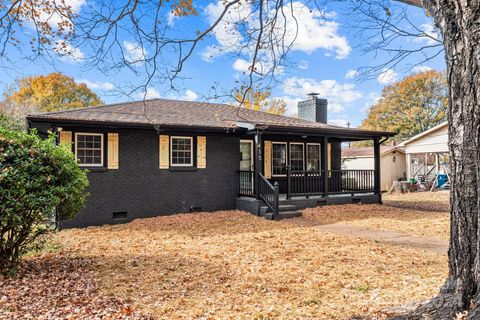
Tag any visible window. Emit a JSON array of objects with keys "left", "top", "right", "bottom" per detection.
[
  {"left": 171, "top": 136, "right": 193, "bottom": 166},
  {"left": 272, "top": 142, "right": 287, "bottom": 176},
  {"left": 307, "top": 143, "right": 321, "bottom": 172},
  {"left": 75, "top": 133, "right": 103, "bottom": 166},
  {"left": 290, "top": 143, "right": 304, "bottom": 172}
]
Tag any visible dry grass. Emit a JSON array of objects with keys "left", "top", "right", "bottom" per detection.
[
  {"left": 303, "top": 192, "right": 450, "bottom": 240},
  {"left": 52, "top": 210, "right": 447, "bottom": 319},
  {"left": 383, "top": 190, "right": 450, "bottom": 212}
]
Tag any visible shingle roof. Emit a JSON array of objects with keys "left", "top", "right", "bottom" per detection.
[
  {"left": 27, "top": 98, "right": 393, "bottom": 136},
  {"left": 342, "top": 145, "right": 405, "bottom": 158}
]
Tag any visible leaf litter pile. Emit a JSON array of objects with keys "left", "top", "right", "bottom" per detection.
[
  {"left": 304, "top": 192, "right": 450, "bottom": 240},
  {"left": 11, "top": 208, "right": 446, "bottom": 319},
  {"left": 0, "top": 252, "right": 152, "bottom": 319}
]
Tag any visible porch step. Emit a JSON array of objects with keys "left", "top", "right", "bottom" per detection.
[
  {"left": 265, "top": 210, "right": 303, "bottom": 220},
  {"left": 259, "top": 204, "right": 297, "bottom": 216}
]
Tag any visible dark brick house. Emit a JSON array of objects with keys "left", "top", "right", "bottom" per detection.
[{"left": 27, "top": 96, "right": 393, "bottom": 228}]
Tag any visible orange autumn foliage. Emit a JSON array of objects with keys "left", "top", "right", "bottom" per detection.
[
  {"left": 360, "top": 70, "right": 448, "bottom": 143},
  {"left": 10, "top": 72, "right": 102, "bottom": 112},
  {"left": 234, "top": 85, "right": 287, "bottom": 115}
]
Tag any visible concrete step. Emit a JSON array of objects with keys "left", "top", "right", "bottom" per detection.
[
  {"left": 259, "top": 204, "right": 297, "bottom": 216},
  {"left": 265, "top": 210, "right": 303, "bottom": 220}
]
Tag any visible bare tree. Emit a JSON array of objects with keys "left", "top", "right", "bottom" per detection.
[
  {"left": 2, "top": 0, "right": 480, "bottom": 317},
  {"left": 0, "top": 1, "right": 440, "bottom": 97}
]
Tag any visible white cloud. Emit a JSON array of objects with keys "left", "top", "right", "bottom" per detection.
[
  {"left": 232, "top": 58, "right": 284, "bottom": 75},
  {"left": 137, "top": 87, "right": 161, "bottom": 100},
  {"left": 282, "top": 76, "right": 363, "bottom": 114},
  {"left": 280, "top": 3, "right": 350, "bottom": 58},
  {"left": 53, "top": 41, "right": 84, "bottom": 63},
  {"left": 77, "top": 79, "right": 115, "bottom": 91},
  {"left": 24, "top": 0, "right": 86, "bottom": 62},
  {"left": 232, "top": 59, "right": 251, "bottom": 73},
  {"left": 345, "top": 69, "right": 358, "bottom": 79},
  {"left": 36, "top": 0, "right": 85, "bottom": 29},
  {"left": 298, "top": 60, "right": 309, "bottom": 70},
  {"left": 411, "top": 65, "right": 433, "bottom": 73},
  {"left": 167, "top": 11, "right": 176, "bottom": 26},
  {"left": 377, "top": 69, "right": 398, "bottom": 85},
  {"left": 203, "top": 1, "right": 351, "bottom": 61},
  {"left": 202, "top": 1, "right": 252, "bottom": 61},
  {"left": 181, "top": 90, "right": 198, "bottom": 101},
  {"left": 123, "top": 41, "right": 148, "bottom": 64},
  {"left": 414, "top": 23, "right": 441, "bottom": 45}
]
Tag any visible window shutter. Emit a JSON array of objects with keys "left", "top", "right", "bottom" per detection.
[
  {"left": 59, "top": 131, "right": 72, "bottom": 149},
  {"left": 159, "top": 135, "right": 170, "bottom": 169},
  {"left": 328, "top": 143, "right": 331, "bottom": 171},
  {"left": 197, "top": 136, "right": 206, "bottom": 168},
  {"left": 264, "top": 140, "right": 272, "bottom": 178},
  {"left": 108, "top": 133, "right": 119, "bottom": 169}
]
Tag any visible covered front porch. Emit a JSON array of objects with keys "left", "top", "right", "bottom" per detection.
[{"left": 235, "top": 127, "right": 393, "bottom": 219}]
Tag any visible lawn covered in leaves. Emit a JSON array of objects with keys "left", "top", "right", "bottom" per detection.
[
  {"left": 1, "top": 202, "right": 448, "bottom": 319},
  {"left": 304, "top": 191, "right": 450, "bottom": 240}
]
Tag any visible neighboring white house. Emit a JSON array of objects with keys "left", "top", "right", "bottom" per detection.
[
  {"left": 399, "top": 121, "right": 449, "bottom": 180},
  {"left": 342, "top": 145, "right": 406, "bottom": 191}
]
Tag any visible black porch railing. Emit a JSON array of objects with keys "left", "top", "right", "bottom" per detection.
[
  {"left": 287, "top": 170, "right": 324, "bottom": 197},
  {"left": 239, "top": 169, "right": 375, "bottom": 199},
  {"left": 286, "top": 169, "right": 375, "bottom": 198},
  {"left": 257, "top": 174, "right": 279, "bottom": 219},
  {"left": 328, "top": 169, "right": 375, "bottom": 193},
  {"left": 238, "top": 170, "right": 255, "bottom": 197}
]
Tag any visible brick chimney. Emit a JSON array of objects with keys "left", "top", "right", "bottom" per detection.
[
  {"left": 297, "top": 93, "right": 328, "bottom": 123},
  {"left": 297, "top": 93, "right": 341, "bottom": 170}
]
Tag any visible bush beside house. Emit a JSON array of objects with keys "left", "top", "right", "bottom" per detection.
[{"left": 0, "top": 128, "right": 89, "bottom": 275}]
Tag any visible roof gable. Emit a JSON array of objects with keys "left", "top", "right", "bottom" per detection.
[{"left": 399, "top": 122, "right": 448, "bottom": 146}]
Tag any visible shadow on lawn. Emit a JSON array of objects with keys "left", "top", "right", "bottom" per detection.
[
  {"left": 92, "top": 209, "right": 296, "bottom": 239},
  {"left": 302, "top": 203, "right": 449, "bottom": 226},
  {"left": 383, "top": 200, "right": 450, "bottom": 213}
]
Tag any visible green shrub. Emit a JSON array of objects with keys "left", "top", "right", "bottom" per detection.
[{"left": 0, "top": 128, "right": 89, "bottom": 275}]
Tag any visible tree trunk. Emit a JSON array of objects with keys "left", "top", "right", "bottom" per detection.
[{"left": 407, "top": 1, "right": 480, "bottom": 318}]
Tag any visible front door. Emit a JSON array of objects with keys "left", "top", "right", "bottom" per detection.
[{"left": 240, "top": 140, "right": 254, "bottom": 194}]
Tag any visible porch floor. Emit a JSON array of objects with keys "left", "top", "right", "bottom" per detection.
[{"left": 236, "top": 192, "right": 381, "bottom": 218}]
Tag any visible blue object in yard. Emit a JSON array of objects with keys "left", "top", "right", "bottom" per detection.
[{"left": 437, "top": 174, "right": 448, "bottom": 187}]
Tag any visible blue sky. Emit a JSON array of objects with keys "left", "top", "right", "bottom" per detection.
[{"left": 0, "top": 0, "right": 445, "bottom": 127}]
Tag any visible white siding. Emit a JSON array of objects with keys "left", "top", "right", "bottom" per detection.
[
  {"left": 342, "top": 157, "right": 374, "bottom": 170},
  {"left": 342, "top": 153, "right": 406, "bottom": 191},
  {"left": 381, "top": 152, "right": 406, "bottom": 191},
  {"left": 405, "top": 125, "right": 449, "bottom": 154}
]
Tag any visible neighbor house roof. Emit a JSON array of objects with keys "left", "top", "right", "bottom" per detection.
[
  {"left": 398, "top": 122, "right": 448, "bottom": 146},
  {"left": 342, "top": 145, "right": 405, "bottom": 158},
  {"left": 27, "top": 98, "right": 394, "bottom": 137}
]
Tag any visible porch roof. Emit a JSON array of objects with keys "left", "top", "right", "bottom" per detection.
[{"left": 27, "top": 98, "right": 394, "bottom": 138}]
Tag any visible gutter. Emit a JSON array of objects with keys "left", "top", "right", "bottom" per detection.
[{"left": 26, "top": 117, "right": 249, "bottom": 134}]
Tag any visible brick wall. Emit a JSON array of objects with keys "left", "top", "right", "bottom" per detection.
[{"left": 59, "top": 129, "right": 239, "bottom": 228}]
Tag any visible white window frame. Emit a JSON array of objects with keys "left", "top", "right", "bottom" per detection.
[
  {"left": 240, "top": 139, "right": 254, "bottom": 171},
  {"left": 272, "top": 142, "right": 288, "bottom": 177},
  {"left": 289, "top": 142, "right": 305, "bottom": 172},
  {"left": 170, "top": 136, "right": 194, "bottom": 167},
  {"left": 306, "top": 143, "right": 321, "bottom": 172},
  {"left": 74, "top": 132, "right": 104, "bottom": 167}
]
